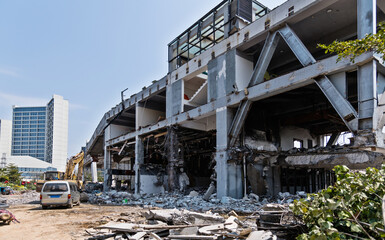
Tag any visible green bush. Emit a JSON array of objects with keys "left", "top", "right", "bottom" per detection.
[{"left": 292, "top": 165, "right": 385, "bottom": 239}]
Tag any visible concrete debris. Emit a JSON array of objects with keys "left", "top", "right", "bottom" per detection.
[
  {"left": 247, "top": 231, "right": 277, "bottom": 240},
  {"left": 202, "top": 184, "right": 215, "bottom": 201},
  {"left": 87, "top": 190, "right": 306, "bottom": 213},
  {"left": 0, "top": 191, "right": 40, "bottom": 205},
  {"left": 143, "top": 209, "right": 224, "bottom": 225},
  {"left": 189, "top": 190, "right": 199, "bottom": 197},
  {"left": 89, "top": 192, "right": 261, "bottom": 213},
  {"left": 87, "top": 208, "right": 282, "bottom": 240}
]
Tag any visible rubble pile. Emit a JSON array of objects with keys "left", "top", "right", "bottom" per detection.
[
  {"left": 88, "top": 190, "right": 304, "bottom": 213},
  {"left": 1, "top": 191, "right": 40, "bottom": 205},
  {"left": 85, "top": 207, "right": 301, "bottom": 240}
]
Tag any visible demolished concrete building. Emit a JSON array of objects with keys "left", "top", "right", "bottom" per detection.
[{"left": 85, "top": 0, "right": 385, "bottom": 199}]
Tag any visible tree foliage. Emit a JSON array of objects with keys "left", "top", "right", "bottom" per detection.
[
  {"left": 292, "top": 165, "right": 385, "bottom": 239},
  {"left": 318, "top": 21, "right": 385, "bottom": 62},
  {"left": 0, "top": 168, "right": 9, "bottom": 182},
  {"left": 4, "top": 164, "right": 21, "bottom": 184}
]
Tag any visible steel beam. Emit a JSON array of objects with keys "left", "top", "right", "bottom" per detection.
[
  {"left": 278, "top": 24, "right": 316, "bottom": 66},
  {"left": 378, "top": 0, "right": 385, "bottom": 15},
  {"left": 326, "top": 132, "right": 340, "bottom": 146},
  {"left": 228, "top": 31, "right": 280, "bottom": 146},
  {"left": 249, "top": 32, "right": 280, "bottom": 86},
  {"left": 315, "top": 76, "right": 358, "bottom": 132},
  {"left": 229, "top": 24, "right": 317, "bottom": 147}
]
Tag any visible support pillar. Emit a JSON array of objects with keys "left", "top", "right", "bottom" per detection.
[
  {"left": 103, "top": 126, "right": 111, "bottom": 192},
  {"left": 91, "top": 161, "right": 98, "bottom": 183},
  {"left": 134, "top": 135, "right": 144, "bottom": 195},
  {"left": 166, "top": 126, "right": 180, "bottom": 192},
  {"left": 357, "top": 0, "right": 377, "bottom": 131},
  {"left": 216, "top": 107, "right": 243, "bottom": 199}
]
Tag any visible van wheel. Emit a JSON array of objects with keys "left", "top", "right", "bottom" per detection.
[{"left": 68, "top": 202, "right": 73, "bottom": 208}]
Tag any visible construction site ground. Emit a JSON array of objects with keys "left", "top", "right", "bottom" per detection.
[{"left": 0, "top": 203, "right": 146, "bottom": 240}]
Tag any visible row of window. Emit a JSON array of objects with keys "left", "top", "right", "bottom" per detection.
[
  {"left": 14, "top": 112, "right": 46, "bottom": 116},
  {"left": 13, "top": 137, "right": 45, "bottom": 141},
  {"left": 14, "top": 118, "right": 45, "bottom": 124},
  {"left": 19, "top": 167, "right": 47, "bottom": 172},
  {"left": 14, "top": 116, "right": 46, "bottom": 120},
  {"left": 13, "top": 129, "right": 45, "bottom": 133},
  {"left": 14, "top": 124, "right": 45, "bottom": 129},
  {"left": 13, "top": 144, "right": 45, "bottom": 149},
  {"left": 12, "top": 150, "right": 45, "bottom": 154},
  {"left": 13, "top": 133, "right": 45, "bottom": 137},
  {"left": 14, "top": 107, "right": 46, "bottom": 112}
]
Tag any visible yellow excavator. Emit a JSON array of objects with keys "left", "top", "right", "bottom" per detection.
[
  {"left": 64, "top": 151, "right": 85, "bottom": 189},
  {"left": 36, "top": 151, "right": 85, "bottom": 192}
]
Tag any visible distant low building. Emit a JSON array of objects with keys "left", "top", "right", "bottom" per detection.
[{"left": 6, "top": 155, "right": 57, "bottom": 181}]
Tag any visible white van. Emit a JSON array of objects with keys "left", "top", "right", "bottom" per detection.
[{"left": 40, "top": 181, "right": 81, "bottom": 209}]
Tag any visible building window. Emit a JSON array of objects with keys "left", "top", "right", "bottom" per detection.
[{"left": 293, "top": 139, "right": 303, "bottom": 149}]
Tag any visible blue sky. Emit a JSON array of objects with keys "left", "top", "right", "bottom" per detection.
[{"left": 0, "top": 0, "right": 286, "bottom": 157}]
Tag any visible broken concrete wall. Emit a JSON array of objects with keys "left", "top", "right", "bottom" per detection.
[
  {"left": 280, "top": 126, "right": 317, "bottom": 150},
  {"left": 207, "top": 50, "right": 236, "bottom": 102},
  {"left": 166, "top": 79, "right": 183, "bottom": 117},
  {"left": 110, "top": 124, "right": 132, "bottom": 139},
  {"left": 139, "top": 175, "right": 167, "bottom": 194},
  {"left": 136, "top": 106, "right": 165, "bottom": 128}
]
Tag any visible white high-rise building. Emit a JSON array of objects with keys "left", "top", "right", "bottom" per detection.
[
  {"left": 45, "top": 95, "right": 69, "bottom": 172},
  {"left": 0, "top": 119, "right": 12, "bottom": 167},
  {"left": 11, "top": 94, "right": 69, "bottom": 171}
]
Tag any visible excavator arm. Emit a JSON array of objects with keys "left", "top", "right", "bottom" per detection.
[{"left": 65, "top": 151, "right": 84, "bottom": 180}]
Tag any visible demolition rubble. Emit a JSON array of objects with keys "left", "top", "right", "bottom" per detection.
[
  {"left": 83, "top": 190, "right": 305, "bottom": 239},
  {"left": 85, "top": 199, "right": 302, "bottom": 240},
  {"left": 87, "top": 190, "right": 305, "bottom": 214}
]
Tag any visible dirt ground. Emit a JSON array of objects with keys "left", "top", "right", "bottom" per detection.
[{"left": 0, "top": 203, "right": 146, "bottom": 240}]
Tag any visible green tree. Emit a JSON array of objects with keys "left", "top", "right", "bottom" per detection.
[
  {"left": 6, "top": 164, "right": 22, "bottom": 184},
  {"left": 0, "top": 168, "right": 9, "bottom": 182},
  {"left": 292, "top": 165, "right": 385, "bottom": 239},
  {"left": 318, "top": 21, "right": 385, "bottom": 62}
]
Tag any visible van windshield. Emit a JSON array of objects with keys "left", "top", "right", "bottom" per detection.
[{"left": 43, "top": 183, "right": 68, "bottom": 192}]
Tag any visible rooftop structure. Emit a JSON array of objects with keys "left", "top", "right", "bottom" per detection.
[{"left": 86, "top": 0, "right": 385, "bottom": 198}]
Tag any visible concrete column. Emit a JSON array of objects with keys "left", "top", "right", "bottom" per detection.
[
  {"left": 216, "top": 107, "right": 243, "bottom": 199},
  {"left": 91, "top": 162, "right": 98, "bottom": 183},
  {"left": 166, "top": 126, "right": 180, "bottom": 192},
  {"left": 134, "top": 135, "right": 144, "bottom": 195},
  {"left": 103, "top": 126, "right": 111, "bottom": 192},
  {"left": 357, "top": 0, "right": 377, "bottom": 130}
]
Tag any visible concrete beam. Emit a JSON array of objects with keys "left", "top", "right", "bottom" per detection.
[{"left": 106, "top": 53, "right": 375, "bottom": 147}]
